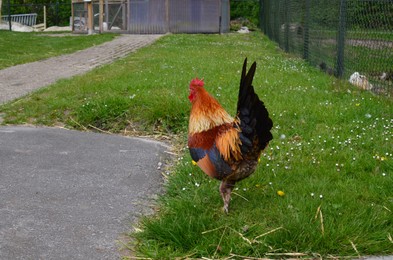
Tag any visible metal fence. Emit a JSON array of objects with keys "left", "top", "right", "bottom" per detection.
[
  {"left": 1, "top": 13, "right": 37, "bottom": 26},
  {"left": 1, "top": 3, "right": 71, "bottom": 27},
  {"left": 261, "top": 0, "right": 393, "bottom": 93}
]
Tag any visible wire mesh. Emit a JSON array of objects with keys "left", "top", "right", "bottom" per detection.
[{"left": 261, "top": 0, "right": 393, "bottom": 95}]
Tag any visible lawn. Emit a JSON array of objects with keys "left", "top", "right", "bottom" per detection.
[
  {"left": 0, "top": 31, "right": 117, "bottom": 69},
  {"left": 0, "top": 32, "right": 392, "bottom": 258}
]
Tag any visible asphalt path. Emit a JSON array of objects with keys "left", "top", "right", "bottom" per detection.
[{"left": 0, "top": 126, "right": 171, "bottom": 259}]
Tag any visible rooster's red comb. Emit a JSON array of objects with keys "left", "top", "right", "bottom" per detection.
[{"left": 190, "top": 78, "right": 204, "bottom": 88}]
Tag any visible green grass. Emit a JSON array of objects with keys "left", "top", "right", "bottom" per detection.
[
  {"left": 0, "top": 32, "right": 392, "bottom": 258},
  {"left": 0, "top": 31, "right": 117, "bottom": 69},
  {"left": 308, "top": 29, "right": 393, "bottom": 41}
]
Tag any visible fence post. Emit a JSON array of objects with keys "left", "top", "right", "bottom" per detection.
[
  {"left": 7, "top": 0, "right": 11, "bottom": 30},
  {"left": 44, "top": 5, "right": 47, "bottom": 29},
  {"left": 284, "top": 0, "right": 289, "bottom": 52},
  {"left": 259, "top": 0, "right": 263, "bottom": 33},
  {"left": 55, "top": 0, "right": 59, "bottom": 26},
  {"left": 266, "top": 0, "right": 271, "bottom": 37},
  {"left": 87, "top": 0, "right": 93, "bottom": 34},
  {"left": 303, "top": 0, "right": 310, "bottom": 60},
  {"left": 105, "top": 0, "right": 109, "bottom": 26},
  {"left": 273, "top": 1, "right": 279, "bottom": 42},
  {"left": 99, "top": 0, "right": 103, "bottom": 32},
  {"left": 336, "top": 0, "right": 347, "bottom": 78}
]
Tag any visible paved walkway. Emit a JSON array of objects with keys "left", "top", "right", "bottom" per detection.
[
  {"left": 0, "top": 126, "right": 171, "bottom": 260},
  {"left": 0, "top": 34, "right": 162, "bottom": 104},
  {"left": 0, "top": 34, "right": 170, "bottom": 259}
]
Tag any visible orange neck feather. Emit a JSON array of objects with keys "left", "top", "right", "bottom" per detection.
[{"left": 189, "top": 88, "right": 234, "bottom": 134}]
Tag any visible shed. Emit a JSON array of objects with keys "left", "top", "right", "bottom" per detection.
[{"left": 71, "top": 0, "right": 230, "bottom": 34}]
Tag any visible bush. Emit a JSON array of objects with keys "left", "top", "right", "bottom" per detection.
[{"left": 231, "top": 0, "right": 260, "bottom": 28}]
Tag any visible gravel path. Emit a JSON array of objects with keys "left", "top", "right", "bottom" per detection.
[{"left": 0, "top": 34, "right": 163, "bottom": 104}]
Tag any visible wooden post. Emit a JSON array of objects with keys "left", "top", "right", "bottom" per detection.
[
  {"left": 99, "top": 0, "right": 104, "bottom": 32},
  {"left": 86, "top": 0, "right": 94, "bottom": 34},
  {"left": 44, "top": 5, "right": 47, "bottom": 29},
  {"left": 122, "top": 0, "right": 126, "bottom": 30}
]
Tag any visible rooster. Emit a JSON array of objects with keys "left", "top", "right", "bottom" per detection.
[{"left": 188, "top": 58, "right": 273, "bottom": 213}]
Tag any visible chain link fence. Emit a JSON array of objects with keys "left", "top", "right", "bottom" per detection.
[{"left": 261, "top": 0, "right": 393, "bottom": 94}]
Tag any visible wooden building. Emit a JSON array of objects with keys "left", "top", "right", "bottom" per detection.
[{"left": 71, "top": 0, "right": 230, "bottom": 34}]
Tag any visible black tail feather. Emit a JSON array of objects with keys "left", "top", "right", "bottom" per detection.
[{"left": 237, "top": 58, "right": 273, "bottom": 151}]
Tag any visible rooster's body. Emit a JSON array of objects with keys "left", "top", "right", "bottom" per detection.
[{"left": 188, "top": 58, "right": 273, "bottom": 213}]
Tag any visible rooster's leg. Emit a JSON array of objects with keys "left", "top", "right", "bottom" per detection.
[{"left": 220, "top": 181, "right": 234, "bottom": 214}]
